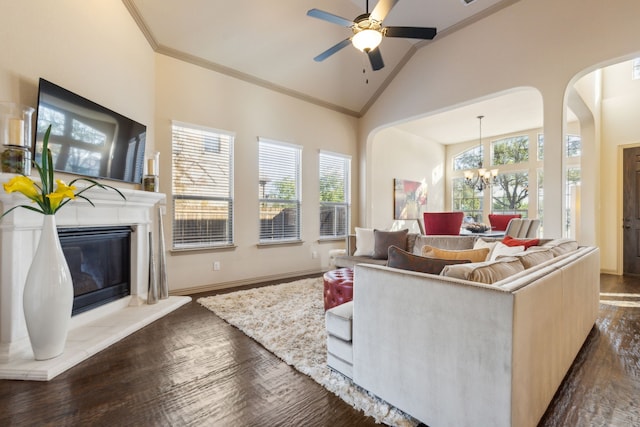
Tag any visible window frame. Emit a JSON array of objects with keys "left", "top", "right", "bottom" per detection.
[
  {"left": 319, "top": 150, "right": 351, "bottom": 240},
  {"left": 171, "top": 121, "right": 235, "bottom": 251},
  {"left": 258, "top": 138, "right": 302, "bottom": 244}
]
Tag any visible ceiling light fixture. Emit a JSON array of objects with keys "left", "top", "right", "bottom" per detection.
[
  {"left": 351, "top": 28, "right": 382, "bottom": 52},
  {"left": 464, "top": 115, "right": 498, "bottom": 191}
]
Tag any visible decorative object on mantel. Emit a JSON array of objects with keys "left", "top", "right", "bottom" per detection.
[
  {"left": 0, "top": 102, "right": 34, "bottom": 175},
  {"left": 147, "top": 231, "right": 159, "bottom": 305},
  {"left": 157, "top": 205, "right": 168, "bottom": 299},
  {"left": 143, "top": 151, "right": 160, "bottom": 192},
  {"left": 0, "top": 125, "right": 126, "bottom": 361},
  {"left": 464, "top": 115, "right": 498, "bottom": 191}
]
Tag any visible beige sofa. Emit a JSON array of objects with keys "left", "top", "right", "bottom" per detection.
[{"left": 325, "top": 242, "right": 600, "bottom": 427}]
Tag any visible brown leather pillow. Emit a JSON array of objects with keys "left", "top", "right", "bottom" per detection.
[
  {"left": 372, "top": 229, "right": 408, "bottom": 260},
  {"left": 387, "top": 245, "right": 471, "bottom": 274}
]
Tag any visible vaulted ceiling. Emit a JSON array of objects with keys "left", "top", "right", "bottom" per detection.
[{"left": 124, "top": 0, "right": 555, "bottom": 144}]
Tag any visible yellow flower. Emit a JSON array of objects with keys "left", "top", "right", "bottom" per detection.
[
  {"left": 3, "top": 176, "right": 42, "bottom": 203},
  {"left": 1, "top": 125, "right": 125, "bottom": 219},
  {"left": 46, "top": 180, "right": 77, "bottom": 211}
]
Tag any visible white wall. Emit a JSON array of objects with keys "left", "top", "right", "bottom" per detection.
[
  {"left": 155, "top": 55, "right": 359, "bottom": 292},
  {"left": 369, "top": 127, "right": 444, "bottom": 231},
  {"left": 361, "top": 0, "right": 640, "bottom": 272},
  {"left": 0, "top": 0, "right": 155, "bottom": 158}
]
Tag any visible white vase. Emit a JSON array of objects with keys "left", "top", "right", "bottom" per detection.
[{"left": 23, "top": 215, "right": 74, "bottom": 360}]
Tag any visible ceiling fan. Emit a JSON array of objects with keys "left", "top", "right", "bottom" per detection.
[{"left": 307, "top": 0, "right": 437, "bottom": 71}]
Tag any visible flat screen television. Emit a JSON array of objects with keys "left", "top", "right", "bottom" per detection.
[{"left": 33, "top": 78, "right": 146, "bottom": 184}]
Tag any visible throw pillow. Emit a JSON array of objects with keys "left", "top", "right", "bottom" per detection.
[
  {"left": 473, "top": 237, "right": 499, "bottom": 260},
  {"left": 441, "top": 257, "right": 525, "bottom": 284},
  {"left": 421, "top": 245, "right": 490, "bottom": 263},
  {"left": 387, "top": 245, "right": 471, "bottom": 274},
  {"left": 353, "top": 227, "right": 375, "bottom": 256},
  {"left": 372, "top": 229, "right": 409, "bottom": 260},
  {"left": 489, "top": 242, "right": 525, "bottom": 261},
  {"left": 502, "top": 235, "right": 540, "bottom": 249}
]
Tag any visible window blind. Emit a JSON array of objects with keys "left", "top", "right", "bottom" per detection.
[
  {"left": 258, "top": 138, "right": 301, "bottom": 242},
  {"left": 319, "top": 151, "right": 350, "bottom": 238},
  {"left": 172, "top": 122, "right": 234, "bottom": 249}
]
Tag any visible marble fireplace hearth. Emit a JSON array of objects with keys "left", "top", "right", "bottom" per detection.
[{"left": 0, "top": 179, "right": 190, "bottom": 380}]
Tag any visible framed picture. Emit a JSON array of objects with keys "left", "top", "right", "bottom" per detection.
[{"left": 394, "top": 179, "right": 428, "bottom": 220}]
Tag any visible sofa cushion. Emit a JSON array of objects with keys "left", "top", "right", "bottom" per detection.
[
  {"left": 502, "top": 235, "right": 540, "bottom": 249},
  {"left": 441, "top": 257, "right": 526, "bottom": 284},
  {"left": 353, "top": 227, "right": 375, "bottom": 257},
  {"left": 497, "top": 247, "right": 555, "bottom": 269},
  {"left": 422, "top": 245, "right": 490, "bottom": 263},
  {"left": 542, "top": 238, "right": 579, "bottom": 256},
  {"left": 387, "top": 245, "right": 471, "bottom": 274},
  {"left": 489, "top": 242, "right": 525, "bottom": 261},
  {"left": 373, "top": 229, "right": 408, "bottom": 260},
  {"left": 325, "top": 301, "right": 353, "bottom": 341}
]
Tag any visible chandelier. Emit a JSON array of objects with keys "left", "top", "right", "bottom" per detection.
[{"left": 464, "top": 115, "right": 498, "bottom": 191}]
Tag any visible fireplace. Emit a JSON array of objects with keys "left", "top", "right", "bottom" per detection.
[
  {"left": 0, "top": 182, "right": 191, "bottom": 380},
  {"left": 59, "top": 226, "right": 132, "bottom": 316}
]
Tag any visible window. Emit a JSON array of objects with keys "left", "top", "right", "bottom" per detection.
[
  {"left": 491, "top": 135, "right": 529, "bottom": 166},
  {"left": 452, "top": 177, "right": 483, "bottom": 221},
  {"left": 453, "top": 145, "right": 482, "bottom": 171},
  {"left": 259, "top": 138, "right": 301, "bottom": 243},
  {"left": 319, "top": 151, "right": 350, "bottom": 238},
  {"left": 565, "top": 167, "right": 581, "bottom": 238},
  {"left": 171, "top": 122, "right": 234, "bottom": 249},
  {"left": 633, "top": 58, "right": 640, "bottom": 80},
  {"left": 491, "top": 171, "right": 529, "bottom": 217},
  {"left": 566, "top": 134, "right": 581, "bottom": 157},
  {"left": 537, "top": 133, "right": 544, "bottom": 161},
  {"left": 537, "top": 168, "right": 544, "bottom": 236}
]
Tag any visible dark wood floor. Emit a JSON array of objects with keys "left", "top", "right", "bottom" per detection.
[{"left": 0, "top": 274, "right": 638, "bottom": 427}]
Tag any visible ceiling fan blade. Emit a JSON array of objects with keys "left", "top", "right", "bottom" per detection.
[
  {"left": 370, "top": 0, "right": 400, "bottom": 23},
  {"left": 384, "top": 26, "right": 437, "bottom": 40},
  {"left": 307, "top": 9, "right": 354, "bottom": 27},
  {"left": 367, "top": 47, "right": 384, "bottom": 71},
  {"left": 313, "top": 38, "right": 352, "bottom": 62}
]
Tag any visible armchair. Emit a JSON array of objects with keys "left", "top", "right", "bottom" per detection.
[{"left": 505, "top": 218, "right": 540, "bottom": 238}]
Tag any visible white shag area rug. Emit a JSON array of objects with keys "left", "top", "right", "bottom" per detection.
[{"left": 197, "top": 277, "right": 418, "bottom": 427}]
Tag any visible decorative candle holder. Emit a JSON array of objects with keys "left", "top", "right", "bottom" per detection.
[
  {"left": 143, "top": 151, "right": 160, "bottom": 192},
  {"left": 0, "top": 102, "right": 35, "bottom": 175}
]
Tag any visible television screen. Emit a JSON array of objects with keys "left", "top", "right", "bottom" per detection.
[{"left": 33, "top": 78, "right": 146, "bottom": 184}]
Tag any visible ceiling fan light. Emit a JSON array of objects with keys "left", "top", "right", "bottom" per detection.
[{"left": 352, "top": 29, "right": 382, "bottom": 52}]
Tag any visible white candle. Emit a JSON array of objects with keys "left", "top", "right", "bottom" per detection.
[
  {"left": 147, "top": 158, "right": 155, "bottom": 175},
  {"left": 8, "top": 118, "right": 24, "bottom": 146}
]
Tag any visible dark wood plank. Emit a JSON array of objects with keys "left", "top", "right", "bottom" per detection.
[{"left": 1, "top": 274, "right": 638, "bottom": 426}]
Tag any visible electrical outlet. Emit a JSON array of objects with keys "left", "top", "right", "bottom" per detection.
[
  {"left": 311, "top": 251, "right": 318, "bottom": 259},
  {"left": 213, "top": 261, "right": 221, "bottom": 271}
]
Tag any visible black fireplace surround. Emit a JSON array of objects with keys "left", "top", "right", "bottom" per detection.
[{"left": 58, "top": 226, "right": 132, "bottom": 316}]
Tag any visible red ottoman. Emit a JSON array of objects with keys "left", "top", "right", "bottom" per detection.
[{"left": 323, "top": 267, "right": 354, "bottom": 311}]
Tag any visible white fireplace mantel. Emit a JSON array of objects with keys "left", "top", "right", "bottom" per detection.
[{"left": 0, "top": 177, "right": 190, "bottom": 380}]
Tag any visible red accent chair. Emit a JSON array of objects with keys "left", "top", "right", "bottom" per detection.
[
  {"left": 488, "top": 214, "right": 522, "bottom": 232},
  {"left": 323, "top": 268, "right": 354, "bottom": 311},
  {"left": 422, "top": 211, "right": 465, "bottom": 235}
]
